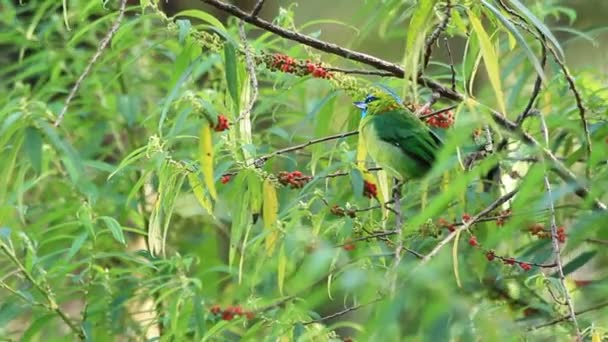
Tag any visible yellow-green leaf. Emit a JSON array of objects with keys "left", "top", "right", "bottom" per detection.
[
  {"left": 188, "top": 173, "right": 213, "bottom": 214},
  {"left": 468, "top": 9, "right": 507, "bottom": 114},
  {"left": 278, "top": 245, "right": 286, "bottom": 295},
  {"left": 198, "top": 124, "right": 217, "bottom": 200},
  {"left": 263, "top": 178, "right": 279, "bottom": 255}
]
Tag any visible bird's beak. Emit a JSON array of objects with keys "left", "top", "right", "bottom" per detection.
[{"left": 353, "top": 101, "right": 366, "bottom": 110}]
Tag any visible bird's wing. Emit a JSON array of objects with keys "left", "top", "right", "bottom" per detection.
[{"left": 371, "top": 110, "right": 442, "bottom": 169}]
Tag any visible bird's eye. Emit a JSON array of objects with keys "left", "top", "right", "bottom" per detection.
[{"left": 365, "top": 95, "right": 378, "bottom": 104}]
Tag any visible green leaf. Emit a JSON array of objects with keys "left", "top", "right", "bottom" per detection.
[
  {"left": 350, "top": 168, "right": 364, "bottom": 198},
  {"left": 99, "top": 216, "right": 126, "bottom": 245},
  {"left": 176, "top": 19, "right": 192, "bottom": 44},
  {"left": 24, "top": 126, "right": 42, "bottom": 173},
  {"left": 467, "top": 9, "right": 507, "bottom": 114},
  {"left": 66, "top": 232, "right": 88, "bottom": 261},
  {"left": 554, "top": 250, "right": 597, "bottom": 277},
  {"left": 480, "top": 0, "right": 545, "bottom": 82},
  {"left": 174, "top": 9, "right": 227, "bottom": 33},
  {"left": 21, "top": 314, "right": 55, "bottom": 341},
  {"left": 224, "top": 42, "right": 240, "bottom": 116},
  {"left": 508, "top": 0, "right": 565, "bottom": 59}
]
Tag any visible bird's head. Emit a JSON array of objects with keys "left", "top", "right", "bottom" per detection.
[{"left": 353, "top": 92, "right": 401, "bottom": 118}]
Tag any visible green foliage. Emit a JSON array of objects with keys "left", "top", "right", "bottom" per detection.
[{"left": 1, "top": 0, "right": 607, "bottom": 341}]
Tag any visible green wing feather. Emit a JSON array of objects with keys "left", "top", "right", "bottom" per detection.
[{"left": 361, "top": 108, "right": 442, "bottom": 179}]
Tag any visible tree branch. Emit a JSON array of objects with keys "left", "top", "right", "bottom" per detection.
[
  {"left": 529, "top": 301, "right": 608, "bottom": 331},
  {"left": 423, "top": 0, "right": 452, "bottom": 69},
  {"left": 250, "top": 0, "right": 266, "bottom": 17},
  {"left": 55, "top": 0, "right": 128, "bottom": 127},
  {"left": 252, "top": 130, "right": 358, "bottom": 167},
  {"left": 537, "top": 112, "right": 581, "bottom": 338},
  {"left": 419, "top": 189, "right": 518, "bottom": 264}
]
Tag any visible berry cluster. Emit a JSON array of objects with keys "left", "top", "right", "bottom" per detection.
[
  {"left": 342, "top": 239, "right": 356, "bottom": 251},
  {"left": 436, "top": 214, "right": 471, "bottom": 233},
  {"left": 528, "top": 223, "right": 566, "bottom": 243},
  {"left": 495, "top": 209, "right": 512, "bottom": 227},
  {"left": 412, "top": 104, "right": 455, "bottom": 128},
  {"left": 476, "top": 244, "right": 532, "bottom": 271},
  {"left": 278, "top": 170, "right": 312, "bottom": 189},
  {"left": 330, "top": 204, "right": 356, "bottom": 218},
  {"left": 214, "top": 114, "right": 230, "bottom": 132},
  {"left": 209, "top": 304, "right": 254, "bottom": 321},
  {"left": 424, "top": 110, "right": 455, "bottom": 128},
  {"left": 265, "top": 54, "right": 333, "bottom": 79},
  {"left": 363, "top": 180, "right": 378, "bottom": 199}
]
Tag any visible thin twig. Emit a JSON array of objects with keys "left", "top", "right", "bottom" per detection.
[
  {"left": 418, "top": 104, "right": 458, "bottom": 120},
  {"left": 529, "top": 301, "right": 608, "bottom": 330},
  {"left": 443, "top": 38, "right": 457, "bottom": 92},
  {"left": 419, "top": 189, "right": 518, "bottom": 264},
  {"left": 250, "top": 0, "right": 266, "bottom": 17},
  {"left": 0, "top": 243, "right": 86, "bottom": 339},
  {"left": 414, "top": 93, "right": 441, "bottom": 116},
  {"left": 252, "top": 130, "right": 358, "bottom": 167},
  {"left": 54, "top": 0, "right": 128, "bottom": 127},
  {"left": 423, "top": 0, "right": 452, "bottom": 69},
  {"left": 537, "top": 112, "right": 581, "bottom": 339},
  {"left": 516, "top": 42, "right": 547, "bottom": 124},
  {"left": 302, "top": 297, "right": 382, "bottom": 325},
  {"left": 324, "top": 66, "right": 394, "bottom": 76}
]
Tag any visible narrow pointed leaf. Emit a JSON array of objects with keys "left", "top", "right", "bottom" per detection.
[
  {"left": 468, "top": 9, "right": 507, "bottom": 114},
  {"left": 263, "top": 178, "right": 279, "bottom": 255},
  {"left": 481, "top": 0, "right": 545, "bottom": 82},
  {"left": 198, "top": 124, "right": 217, "bottom": 200}
]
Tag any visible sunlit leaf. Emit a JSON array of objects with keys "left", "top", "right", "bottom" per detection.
[
  {"left": 263, "top": 178, "right": 279, "bottom": 255},
  {"left": 467, "top": 9, "right": 507, "bottom": 114},
  {"left": 198, "top": 123, "right": 217, "bottom": 200}
]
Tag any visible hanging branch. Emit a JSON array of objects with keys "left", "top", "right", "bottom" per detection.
[
  {"left": 419, "top": 189, "right": 518, "bottom": 264},
  {"left": 250, "top": 0, "right": 266, "bottom": 17},
  {"left": 302, "top": 297, "right": 383, "bottom": 325},
  {"left": 423, "top": 0, "right": 452, "bottom": 69},
  {"left": 536, "top": 112, "right": 582, "bottom": 338},
  {"left": 252, "top": 130, "right": 358, "bottom": 167},
  {"left": 55, "top": 0, "right": 128, "bottom": 127},
  {"left": 529, "top": 300, "right": 608, "bottom": 330}
]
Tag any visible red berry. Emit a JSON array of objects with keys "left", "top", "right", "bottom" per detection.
[
  {"left": 363, "top": 180, "right": 377, "bottom": 199},
  {"left": 222, "top": 311, "right": 234, "bottom": 320},
  {"left": 468, "top": 235, "right": 478, "bottom": 247},
  {"left": 519, "top": 262, "right": 532, "bottom": 271},
  {"left": 462, "top": 213, "right": 471, "bottom": 223},
  {"left": 485, "top": 250, "right": 495, "bottom": 261},
  {"left": 504, "top": 258, "right": 516, "bottom": 265},
  {"left": 221, "top": 175, "right": 231, "bottom": 184},
  {"left": 306, "top": 63, "right": 316, "bottom": 73},
  {"left": 214, "top": 114, "right": 230, "bottom": 132},
  {"left": 210, "top": 305, "right": 221, "bottom": 315},
  {"left": 343, "top": 243, "right": 355, "bottom": 251}
]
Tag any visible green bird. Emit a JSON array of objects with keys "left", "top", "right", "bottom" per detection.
[{"left": 354, "top": 92, "right": 443, "bottom": 181}]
